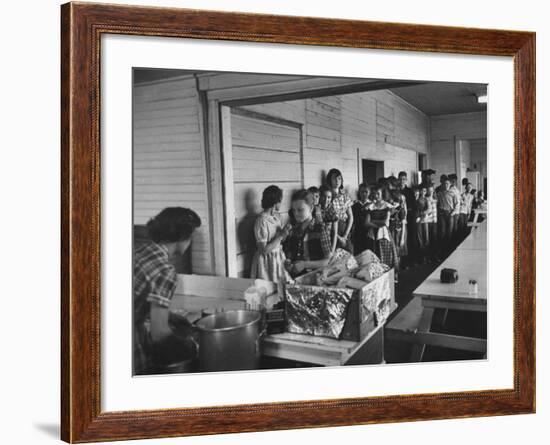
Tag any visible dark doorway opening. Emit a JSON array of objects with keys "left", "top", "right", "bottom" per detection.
[
  {"left": 418, "top": 153, "right": 427, "bottom": 171},
  {"left": 362, "top": 159, "right": 384, "bottom": 185}
]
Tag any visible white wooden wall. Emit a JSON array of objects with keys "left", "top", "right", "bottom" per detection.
[
  {"left": 241, "top": 89, "right": 429, "bottom": 198},
  {"left": 133, "top": 75, "right": 432, "bottom": 278},
  {"left": 230, "top": 110, "right": 302, "bottom": 277},
  {"left": 133, "top": 77, "right": 212, "bottom": 274},
  {"left": 429, "top": 111, "right": 487, "bottom": 181},
  {"left": 470, "top": 138, "right": 488, "bottom": 192},
  {"left": 458, "top": 139, "right": 472, "bottom": 182},
  {"left": 430, "top": 111, "right": 487, "bottom": 141}
]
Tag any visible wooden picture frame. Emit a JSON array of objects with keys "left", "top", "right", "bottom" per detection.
[{"left": 61, "top": 2, "right": 535, "bottom": 442}]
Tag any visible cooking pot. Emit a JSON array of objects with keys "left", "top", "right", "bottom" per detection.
[{"left": 193, "top": 310, "right": 264, "bottom": 372}]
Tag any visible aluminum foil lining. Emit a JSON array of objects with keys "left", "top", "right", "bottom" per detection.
[{"left": 285, "top": 285, "right": 354, "bottom": 339}]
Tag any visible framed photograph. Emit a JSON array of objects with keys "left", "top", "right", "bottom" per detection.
[{"left": 61, "top": 2, "right": 535, "bottom": 442}]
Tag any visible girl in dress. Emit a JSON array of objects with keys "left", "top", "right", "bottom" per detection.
[
  {"left": 319, "top": 185, "right": 339, "bottom": 253},
  {"left": 390, "top": 190, "right": 408, "bottom": 265},
  {"left": 365, "top": 185, "right": 399, "bottom": 271},
  {"left": 351, "top": 183, "right": 373, "bottom": 255},
  {"left": 326, "top": 168, "right": 354, "bottom": 252},
  {"left": 250, "top": 185, "right": 291, "bottom": 282}
]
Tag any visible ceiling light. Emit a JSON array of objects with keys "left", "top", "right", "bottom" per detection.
[{"left": 477, "top": 94, "right": 487, "bottom": 104}]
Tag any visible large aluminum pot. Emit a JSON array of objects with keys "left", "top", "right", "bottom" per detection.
[{"left": 194, "top": 310, "right": 263, "bottom": 372}]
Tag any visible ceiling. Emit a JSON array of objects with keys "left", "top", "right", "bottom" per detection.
[
  {"left": 133, "top": 68, "right": 196, "bottom": 83},
  {"left": 134, "top": 68, "right": 487, "bottom": 116},
  {"left": 390, "top": 82, "right": 487, "bottom": 116}
]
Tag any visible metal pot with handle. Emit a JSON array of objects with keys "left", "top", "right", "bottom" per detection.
[{"left": 192, "top": 310, "right": 264, "bottom": 372}]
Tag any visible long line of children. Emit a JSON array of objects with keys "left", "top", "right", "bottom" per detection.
[{"left": 250, "top": 168, "right": 485, "bottom": 283}]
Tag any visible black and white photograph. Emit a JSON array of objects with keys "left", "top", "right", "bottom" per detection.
[{"left": 132, "top": 68, "right": 488, "bottom": 376}]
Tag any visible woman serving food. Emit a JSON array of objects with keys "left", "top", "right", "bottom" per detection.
[
  {"left": 133, "top": 207, "right": 201, "bottom": 375},
  {"left": 282, "top": 189, "right": 332, "bottom": 278}
]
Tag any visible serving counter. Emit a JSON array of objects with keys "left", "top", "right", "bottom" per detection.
[{"left": 171, "top": 270, "right": 395, "bottom": 368}]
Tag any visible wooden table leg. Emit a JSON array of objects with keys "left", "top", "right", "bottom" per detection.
[
  {"left": 433, "top": 308, "right": 449, "bottom": 327},
  {"left": 409, "top": 307, "right": 435, "bottom": 362}
]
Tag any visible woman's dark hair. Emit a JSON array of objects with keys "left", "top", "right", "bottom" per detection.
[
  {"left": 307, "top": 186, "right": 320, "bottom": 194},
  {"left": 261, "top": 185, "right": 283, "bottom": 210},
  {"left": 326, "top": 168, "right": 344, "bottom": 190},
  {"left": 387, "top": 176, "right": 398, "bottom": 188},
  {"left": 147, "top": 207, "right": 201, "bottom": 243},
  {"left": 291, "top": 189, "right": 314, "bottom": 206}
]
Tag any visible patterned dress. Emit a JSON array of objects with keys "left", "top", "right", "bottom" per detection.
[
  {"left": 330, "top": 189, "right": 354, "bottom": 252},
  {"left": 390, "top": 192, "right": 408, "bottom": 257},
  {"left": 351, "top": 200, "right": 373, "bottom": 255},
  {"left": 250, "top": 212, "right": 288, "bottom": 282},
  {"left": 367, "top": 201, "right": 399, "bottom": 269}
]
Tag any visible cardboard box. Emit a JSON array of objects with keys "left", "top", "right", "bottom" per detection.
[{"left": 285, "top": 268, "right": 395, "bottom": 341}]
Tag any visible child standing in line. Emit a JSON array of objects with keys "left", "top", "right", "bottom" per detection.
[
  {"left": 365, "top": 185, "right": 399, "bottom": 270},
  {"left": 318, "top": 185, "right": 338, "bottom": 253},
  {"left": 415, "top": 185, "right": 430, "bottom": 264},
  {"left": 426, "top": 184, "right": 439, "bottom": 262},
  {"left": 390, "top": 190, "right": 408, "bottom": 267},
  {"left": 472, "top": 190, "right": 486, "bottom": 223},
  {"left": 458, "top": 182, "right": 474, "bottom": 239},
  {"left": 326, "top": 168, "right": 354, "bottom": 253},
  {"left": 250, "top": 185, "right": 292, "bottom": 282},
  {"left": 351, "top": 183, "right": 373, "bottom": 255},
  {"left": 307, "top": 186, "right": 322, "bottom": 224},
  {"left": 436, "top": 176, "right": 459, "bottom": 255}
]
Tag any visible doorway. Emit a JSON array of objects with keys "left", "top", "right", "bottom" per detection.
[
  {"left": 362, "top": 159, "right": 384, "bottom": 185},
  {"left": 418, "top": 153, "right": 427, "bottom": 171}
]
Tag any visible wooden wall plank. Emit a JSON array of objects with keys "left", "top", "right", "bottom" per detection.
[
  {"left": 133, "top": 76, "right": 212, "bottom": 274},
  {"left": 305, "top": 97, "right": 342, "bottom": 152},
  {"left": 429, "top": 111, "right": 487, "bottom": 180},
  {"left": 230, "top": 109, "right": 302, "bottom": 277},
  {"left": 231, "top": 114, "right": 300, "bottom": 152},
  {"left": 430, "top": 111, "right": 487, "bottom": 141}
]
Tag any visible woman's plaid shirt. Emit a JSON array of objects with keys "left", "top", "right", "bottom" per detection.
[
  {"left": 134, "top": 241, "right": 177, "bottom": 325},
  {"left": 283, "top": 219, "right": 332, "bottom": 263}
]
